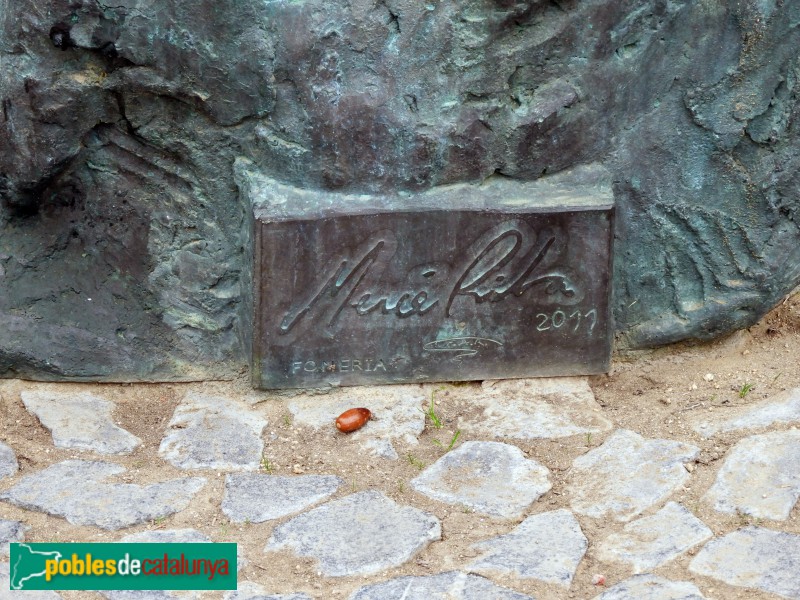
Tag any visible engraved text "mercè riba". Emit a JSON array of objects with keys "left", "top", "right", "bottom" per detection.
[{"left": 278, "top": 220, "right": 580, "bottom": 335}]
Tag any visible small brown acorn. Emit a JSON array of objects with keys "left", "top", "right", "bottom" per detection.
[{"left": 335, "top": 407, "right": 372, "bottom": 433}]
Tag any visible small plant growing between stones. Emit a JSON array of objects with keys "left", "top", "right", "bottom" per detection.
[
  {"left": 738, "top": 382, "right": 754, "bottom": 398},
  {"left": 407, "top": 453, "right": 425, "bottom": 470},
  {"left": 424, "top": 392, "right": 444, "bottom": 429},
  {"left": 735, "top": 509, "right": 760, "bottom": 527},
  {"left": 434, "top": 430, "right": 462, "bottom": 451},
  {"left": 283, "top": 413, "right": 292, "bottom": 427},
  {"left": 260, "top": 454, "right": 274, "bottom": 473}
]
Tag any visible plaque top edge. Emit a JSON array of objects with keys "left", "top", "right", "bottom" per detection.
[{"left": 236, "top": 159, "right": 614, "bottom": 221}]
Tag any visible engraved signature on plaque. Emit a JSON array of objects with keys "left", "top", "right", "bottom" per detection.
[
  {"left": 278, "top": 219, "right": 584, "bottom": 337},
  {"left": 423, "top": 337, "right": 503, "bottom": 360}
]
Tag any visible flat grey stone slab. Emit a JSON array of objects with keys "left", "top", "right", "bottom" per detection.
[
  {"left": 121, "top": 529, "right": 212, "bottom": 544},
  {"left": 222, "top": 473, "right": 342, "bottom": 523},
  {"left": 159, "top": 393, "right": 267, "bottom": 470},
  {"left": 595, "top": 502, "right": 712, "bottom": 573},
  {"left": 0, "top": 441, "right": 18, "bottom": 480},
  {"left": 1, "top": 561, "right": 62, "bottom": 599},
  {"left": 457, "top": 378, "right": 613, "bottom": 439},
  {"left": 0, "top": 520, "right": 26, "bottom": 557},
  {"left": 0, "top": 460, "right": 205, "bottom": 530},
  {"left": 703, "top": 429, "right": 800, "bottom": 520},
  {"left": 349, "top": 571, "right": 535, "bottom": 599},
  {"left": 225, "top": 582, "right": 312, "bottom": 600},
  {"left": 567, "top": 430, "right": 699, "bottom": 521},
  {"left": 288, "top": 385, "right": 426, "bottom": 459},
  {"left": 469, "top": 509, "right": 587, "bottom": 587},
  {"left": 21, "top": 391, "right": 141, "bottom": 454},
  {"left": 693, "top": 387, "right": 800, "bottom": 437},
  {"left": 591, "top": 574, "right": 707, "bottom": 600},
  {"left": 690, "top": 526, "right": 800, "bottom": 599},
  {"left": 360, "top": 438, "right": 399, "bottom": 460},
  {"left": 265, "top": 490, "right": 441, "bottom": 577},
  {"left": 411, "top": 441, "right": 551, "bottom": 518}
]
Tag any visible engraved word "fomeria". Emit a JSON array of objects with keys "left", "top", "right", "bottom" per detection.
[
  {"left": 279, "top": 219, "right": 583, "bottom": 336},
  {"left": 290, "top": 358, "right": 387, "bottom": 375}
]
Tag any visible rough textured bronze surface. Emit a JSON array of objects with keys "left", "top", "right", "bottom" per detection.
[
  {"left": 2, "top": 2, "right": 798, "bottom": 381},
  {"left": 252, "top": 165, "right": 613, "bottom": 389}
]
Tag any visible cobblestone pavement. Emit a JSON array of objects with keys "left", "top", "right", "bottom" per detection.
[{"left": 1, "top": 350, "right": 799, "bottom": 599}]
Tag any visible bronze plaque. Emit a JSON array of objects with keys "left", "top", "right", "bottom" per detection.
[{"left": 250, "top": 166, "right": 614, "bottom": 389}]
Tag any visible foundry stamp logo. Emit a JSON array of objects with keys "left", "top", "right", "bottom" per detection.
[{"left": 9, "top": 543, "right": 237, "bottom": 591}]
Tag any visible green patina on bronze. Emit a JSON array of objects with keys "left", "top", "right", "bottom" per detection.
[{"left": 0, "top": 1, "right": 797, "bottom": 381}]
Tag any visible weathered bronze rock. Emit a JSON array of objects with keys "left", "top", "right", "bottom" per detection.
[{"left": 0, "top": 1, "right": 798, "bottom": 382}]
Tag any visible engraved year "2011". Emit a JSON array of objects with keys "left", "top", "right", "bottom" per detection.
[{"left": 536, "top": 308, "right": 598, "bottom": 333}]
